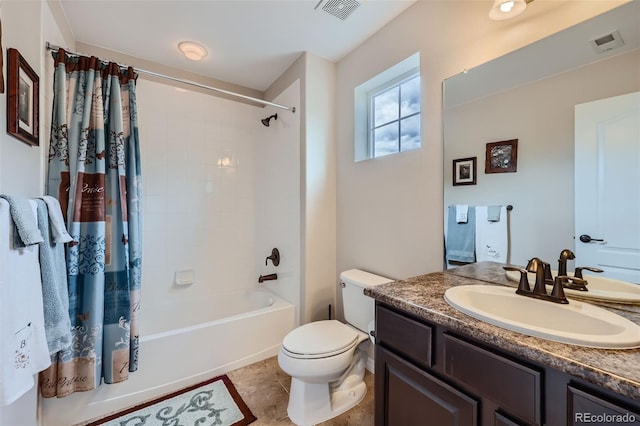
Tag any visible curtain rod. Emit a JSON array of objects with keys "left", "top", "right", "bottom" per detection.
[
  {"left": 45, "top": 42, "right": 296, "bottom": 113},
  {"left": 448, "top": 204, "right": 513, "bottom": 211}
]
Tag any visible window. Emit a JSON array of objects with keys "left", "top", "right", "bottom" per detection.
[
  {"left": 354, "top": 53, "right": 421, "bottom": 162},
  {"left": 370, "top": 73, "right": 421, "bottom": 158}
]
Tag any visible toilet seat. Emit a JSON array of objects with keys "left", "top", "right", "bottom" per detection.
[{"left": 282, "top": 320, "right": 359, "bottom": 359}]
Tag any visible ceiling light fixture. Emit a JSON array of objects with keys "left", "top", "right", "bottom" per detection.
[
  {"left": 178, "top": 41, "right": 208, "bottom": 61},
  {"left": 489, "top": 0, "right": 527, "bottom": 20}
]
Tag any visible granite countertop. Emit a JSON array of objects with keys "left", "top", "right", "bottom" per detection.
[{"left": 364, "top": 261, "right": 640, "bottom": 401}]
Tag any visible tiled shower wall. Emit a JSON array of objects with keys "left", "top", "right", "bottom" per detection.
[{"left": 136, "top": 80, "right": 261, "bottom": 309}]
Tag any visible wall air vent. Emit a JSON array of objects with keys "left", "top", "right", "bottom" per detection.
[
  {"left": 589, "top": 30, "right": 625, "bottom": 53},
  {"left": 320, "top": 0, "right": 361, "bottom": 21}
]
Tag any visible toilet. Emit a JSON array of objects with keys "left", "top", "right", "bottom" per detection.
[{"left": 278, "top": 269, "right": 393, "bottom": 425}]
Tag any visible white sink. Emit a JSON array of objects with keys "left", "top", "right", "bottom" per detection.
[
  {"left": 444, "top": 285, "right": 640, "bottom": 349},
  {"left": 504, "top": 270, "right": 640, "bottom": 305}
]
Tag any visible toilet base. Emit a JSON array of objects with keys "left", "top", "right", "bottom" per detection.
[
  {"left": 287, "top": 379, "right": 367, "bottom": 426},
  {"left": 286, "top": 350, "right": 367, "bottom": 425}
]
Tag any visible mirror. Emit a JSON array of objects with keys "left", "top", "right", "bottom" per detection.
[{"left": 443, "top": 2, "right": 640, "bottom": 270}]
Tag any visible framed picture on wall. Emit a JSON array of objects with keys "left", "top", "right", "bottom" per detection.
[
  {"left": 452, "top": 157, "right": 477, "bottom": 186},
  {"left": 6, "top": 48, "right": 39, "bottom": 146},
  {"left": 485, "top": 139, "right": 517, "bottom": 173},
  {"left": 0, "top": 18, "right": 4, "bottom": 94}
]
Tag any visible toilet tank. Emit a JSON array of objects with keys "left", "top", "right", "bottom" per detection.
[{"left": 340, "top": 269, "right": 393, "bottom": 332}]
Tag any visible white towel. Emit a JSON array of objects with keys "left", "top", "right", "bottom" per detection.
[
  {"left": 35, "top": 200, "right": 72, "bottom": 354},
  {"left": 0, "top": 199, "right": 51, "bottom": 407},
  {"left": 0, "top": 195, "right": 44, "bottom": 248},
  {"left": 475, "top": 206, "right": 508, "bottom": 263},
  {"left": 456, "top": 204, "right": 469, "bottom": 223},
  {"left": 38, "top": 196, "right": 72, "bottom": 243}
]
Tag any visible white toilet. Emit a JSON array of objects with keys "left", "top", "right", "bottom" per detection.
[{"left": 278, "top": 269, "right": 393, "bottom": 425}]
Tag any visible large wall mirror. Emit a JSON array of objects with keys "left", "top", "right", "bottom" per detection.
[{"left": 443, "top": 2, "right": 639, "bottom": 282}]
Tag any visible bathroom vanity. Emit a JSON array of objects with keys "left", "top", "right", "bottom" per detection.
[{"left": 365, "top": 262, "right": 640, "bottom": 425}]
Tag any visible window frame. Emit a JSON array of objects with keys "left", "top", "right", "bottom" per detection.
[
  {"left": 353, "top": 52, "right": 420, "bottom": 162},
  {"left": 367, "top": 68, "right": 421, "bottom": 159}
]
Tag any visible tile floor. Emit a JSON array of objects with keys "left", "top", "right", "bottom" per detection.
[{"left": 227, "top": 356, "right": 375, "bottom": 426}]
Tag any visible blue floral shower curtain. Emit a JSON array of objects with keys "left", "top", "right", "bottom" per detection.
[{"left": 40, "top": 49, "right": 142, "bottom": 398}]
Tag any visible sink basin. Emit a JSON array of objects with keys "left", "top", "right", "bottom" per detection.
[
  {"left": 444, "top": 285, "right": 640, "bottom": 349},
  {"left": 504, "top": 270, "right": 640, "bottom": 305}
]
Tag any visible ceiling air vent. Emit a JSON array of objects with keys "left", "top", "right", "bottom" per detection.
[
  {"left": 320, "top": 0, "right": 361, "bottom": 21},
  {"left": 589, "top": 30, "right": 625, "bottom": 53}
]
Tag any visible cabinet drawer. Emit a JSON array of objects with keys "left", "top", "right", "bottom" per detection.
[
  {"left": 444, "top": 334, "right": 542, "bottom": 425},
  {"left": 568, "top": 386, "right": 640, "bottom": 426},
  {"left": 376, "top": 305, "right": 433, "bottom": 367}
]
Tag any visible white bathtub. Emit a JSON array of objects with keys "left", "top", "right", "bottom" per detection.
[{"left": 40, "top": 289, "right": 295, "bottom": 426}]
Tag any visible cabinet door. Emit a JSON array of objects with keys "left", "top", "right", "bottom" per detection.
[
  {"left": 376, "top": 346, "right": 477, "bottom": 426},
  {"left": 443, "top": 334, "right": 542, "bottom": 425},
  {"left": 568, "top": 386, "right": 640, "bottom": 426},
  {"left": 495, "top": 411, "right": 526, "bottom": 426}
]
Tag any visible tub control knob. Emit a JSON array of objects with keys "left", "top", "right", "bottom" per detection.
[{"left": 265, "top": 248, "right": 280, "bottom": 266}]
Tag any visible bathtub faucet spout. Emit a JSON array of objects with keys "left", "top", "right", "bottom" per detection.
[{"left": 258, "top": 273, "right": 278, "bottom": 283}]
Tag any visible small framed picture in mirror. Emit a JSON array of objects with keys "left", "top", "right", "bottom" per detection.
[
  {"left": 485, "top": 139, "right": 517, "bottom": 173},
  {"left": 453, "top": 157, "right": 477, "bottom": 186}
]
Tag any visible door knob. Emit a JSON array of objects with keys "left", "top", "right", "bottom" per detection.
[{"left": 579, "top": 234, "right": 605, "bottom": 243}]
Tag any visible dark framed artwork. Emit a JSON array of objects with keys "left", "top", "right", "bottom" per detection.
[
  {"left": 485, "top": 139, "right": 517, "bottom": 173},
  {"left": 7, "top": 48, "right": 39, "bottom": 146},
  {"left": 0, "top": 18, "right": 4, "bottom": 94},
  {"left": 452, "top": 157, "right": 477, "bottom": 186}
]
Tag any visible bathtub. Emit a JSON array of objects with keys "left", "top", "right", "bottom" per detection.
[{"left": 40, "top": 289, "right": 295, "bottom": 426}]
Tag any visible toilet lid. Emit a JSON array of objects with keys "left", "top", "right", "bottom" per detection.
[{"left": 282, "top": 320, "right": 359, "bottom": 357}]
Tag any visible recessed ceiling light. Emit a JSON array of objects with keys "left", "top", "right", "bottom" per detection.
[
  {"left": 489, "top": 0, "right": 527, "bottom": 20},
  {"left": 178, "top": 41, "right": 208, "bottom": 61}
]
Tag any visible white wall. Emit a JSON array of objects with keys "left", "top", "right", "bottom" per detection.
[
  {"left": 335, "top": 0, "right": 629, "bottom": 281},
  {"left": 135, "top": 77, "right": 304, "bottom": 321},
  {"left": 0, "top": 0, "right": 43, "bottom": 196},
  {"left": 137, "top": 78, "right": 261, "bottom": 308},
  {"left": 265, "top": 52, "right": 337, "bottom": 324},
  {"left": 444, "top": 49, "right": 640, "bottom": 267},
  {"left": 42, "top": 1, "right": 75, "bottom": 194},
  {"left": 302, "top": 54, "right": 336, "bottom": 323},
  {"left": 254, "top": 80, "right": 302, "bottom": 322}
]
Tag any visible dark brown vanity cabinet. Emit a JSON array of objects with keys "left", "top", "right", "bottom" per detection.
[{"left": 374, "top": 302, "right": 640, "bottom": 426}]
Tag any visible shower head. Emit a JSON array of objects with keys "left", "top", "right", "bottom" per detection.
[{"left": 261, "top": 113, "right": 278, "bottom": 127}]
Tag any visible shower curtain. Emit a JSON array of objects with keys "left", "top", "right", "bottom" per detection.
[{"left": 40, "top": 49, "right": 142, "bottom": 398}]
